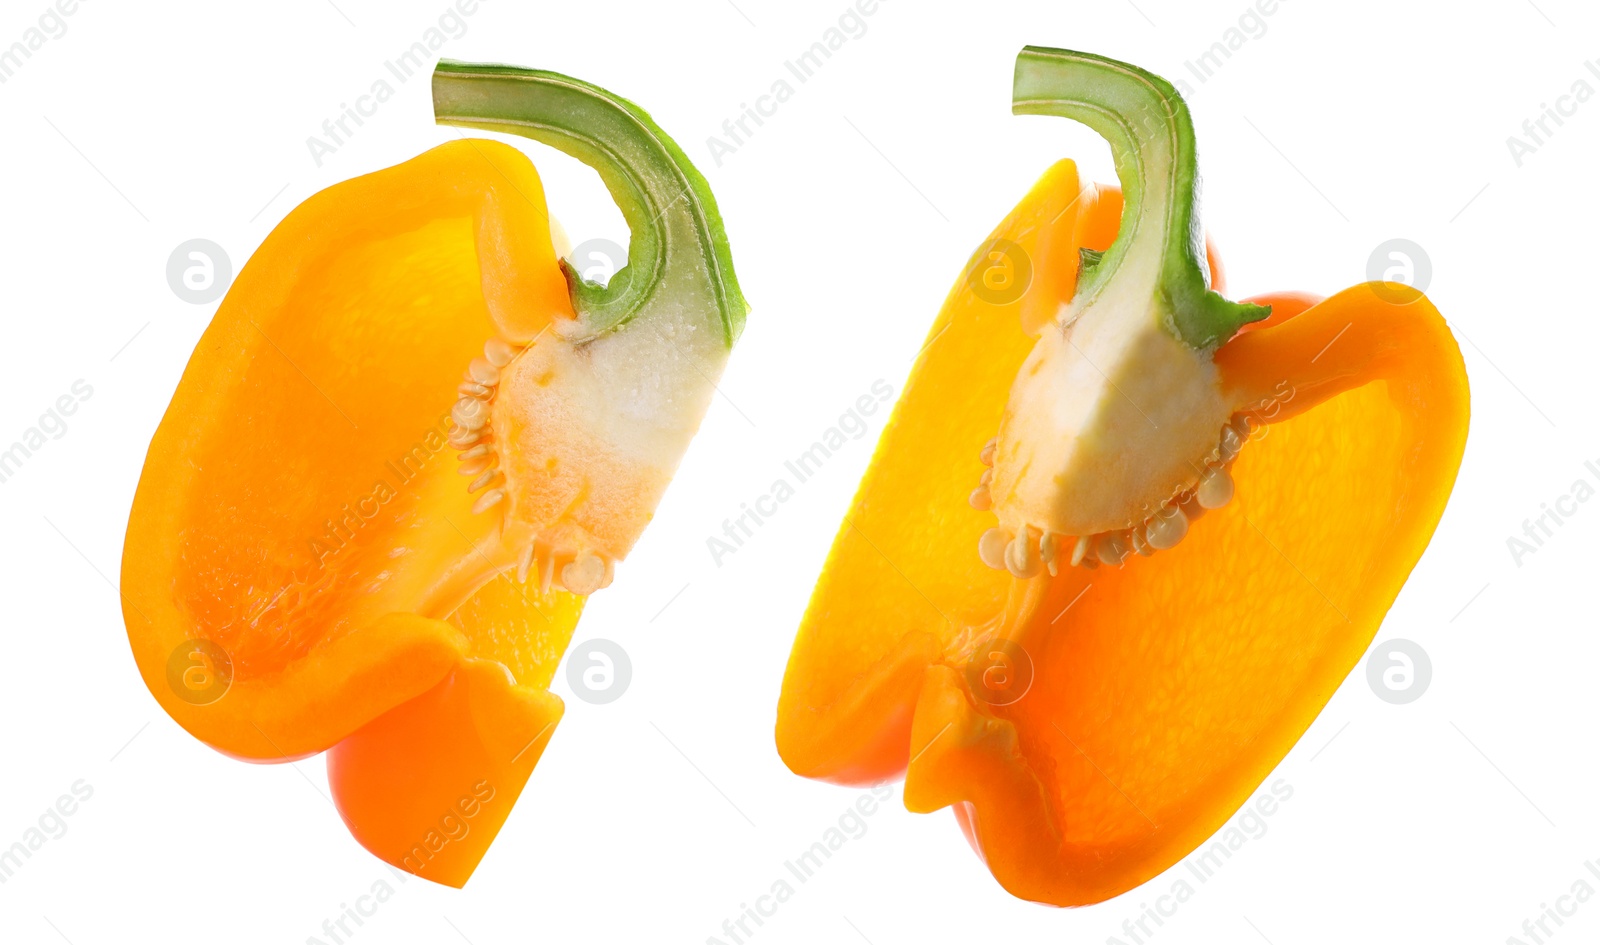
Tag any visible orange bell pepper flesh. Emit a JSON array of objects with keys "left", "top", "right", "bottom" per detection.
[
  {"left": 122, "top": 139, "right": 583, "bottom": 882},
  {"left": 774, "top": 161, "right": 1468, "bottom": 905},
  {"left": 326, "top": 568, "right": 586, "bottom": 886},
  {"left": 127, "top": 56, "right": 750, "bottom": 887},
  {"left": 775, "top": 167, "right": 1220, "bottom": 785},
  {"left": 326, "top": 656, "right": 562, "bottom": 888}
]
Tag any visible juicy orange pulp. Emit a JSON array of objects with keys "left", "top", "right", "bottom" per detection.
[{"left": 776, "top": 160, "right": 1468, "bottom": 905}]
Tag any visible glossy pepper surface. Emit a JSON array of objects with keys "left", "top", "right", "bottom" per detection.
[
  {"left": 775, "top": 47, "right": 1468, "bottom": 905},
  {"left": 122, "top": 61, "right": 746, "bottom": 887}
]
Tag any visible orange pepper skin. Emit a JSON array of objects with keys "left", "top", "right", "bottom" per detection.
[
  {"left": 125, "top": 57, "right": 748, "bottom": 888},
  {"left": 121, "top": 139, "right": 583, "bottom": 883},
  {"left": 123, "top": 138, "right": 574, "bottom": 759},
  {"left": 118, "top": 47, "right": 760, "bottom": 891},
  {"left": 775, "top": 169, "right": 1222, "bottom": 787},
  {"left": 327, "top": 659, "right": 561, "bottom": 887},
  {"left": 774, "top": 162, "right": 1468, "bottom": 905}
]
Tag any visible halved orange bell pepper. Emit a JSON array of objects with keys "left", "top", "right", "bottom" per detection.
[
  {"left": 775, "top": 46, "right": 1468, "bottom": 905},
  {"left": 122, "top": 61, "right": 746, "bottom": 887}
]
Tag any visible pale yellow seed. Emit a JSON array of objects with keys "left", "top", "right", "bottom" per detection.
[
  {"left": 458, "top": 455, "right": 493, "bottom": 476},
  {"left": 1197, "top": 465, "right": 1235, "bottom": 510},
  {"left": 979, "top": 440, "right": 997, "bottom": 467},
  {"left": 1006, "top": 529, "right": 1041, "bottom": 579},
  {"left": 468, "top": 357, "right": 500, "bottom": 386},
  {"left": 1070, "top": 534, "right": 1091, "bottom": 568},
  {"left": 562, "top": 552, "right": 607, "bottom": 595},
  {"left": 968, "top": 486, "right": 992, "bottom": 511},
  {"left": 1096, "top": 531, "right": 1130, "bottom": 567},
  {"left": 1131, "top": 523, "right": 1153, "bottom": 557},
  {"left": 1039, "top": 531, "right": 1059, "bottom": 577},
  {"left": 458, "top": 444, "right": 491, "bottom": 460},
  {"left": 452, "top": 397, "right": 488, "bottom": 431},
  {"left": 978, "top": 528, "right": 1010, "bottom": 570},
  {"left": 468, "top": 468, "right": 501, "bottom": 493},
  {"left": 484, "top": 338, "right": 517, "bottom": 368},
  {"left": 1219, "top": 424, "right": 1244, "bottom": 463},
  {"left": 979, "top": 468, "right": 994, "bottom": 487},
  {"left": 471, "top": 488, "right": 505, "bottom": 514},
  {"left": 516, "top": 542, "right": 536, "bottom": 584},
  {"left": 458, "top": 380, "right": 493, "bottom": 399},
  {"left": 1145, "top": 505, "right": 1188, "bottom": 550}
]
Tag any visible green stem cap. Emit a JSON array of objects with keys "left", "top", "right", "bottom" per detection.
[
  {"left": 1013, "top": 46, "right": 1268, "bottom": 350},
  {"left": 432, "top": 60, "right": 748, "bottom": 347}
]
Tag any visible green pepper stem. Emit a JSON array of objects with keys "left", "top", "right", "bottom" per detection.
[
  {"left": 432, "top": 60, "right": 747, "bottom": 346},
  {"left": 1012, "top": 46, "right": 1266, "bottom": 349}
]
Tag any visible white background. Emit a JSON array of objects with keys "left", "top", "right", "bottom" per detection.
[{"left": 0, "top": 0, "right": 1594, "bottom": 942}]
